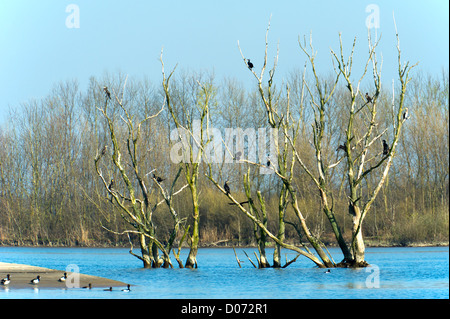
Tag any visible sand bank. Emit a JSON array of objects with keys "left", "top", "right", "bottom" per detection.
[{"left": 0, "top": 262, "right": 128, "bottom": 289}]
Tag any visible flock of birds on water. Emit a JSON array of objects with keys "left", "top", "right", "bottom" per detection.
[{"left": 1, "top": 273, "right": 131, "bottom": 292}]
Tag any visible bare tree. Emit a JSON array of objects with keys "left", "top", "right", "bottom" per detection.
[
  {"left": 225, "top": 18, "right": 418, "bottom": 268},
  {"left": 202, "top": 19, "right": 335, "bottom": 268},
  {"left": 325, "top": 23, "right": 418, "bottom": 265},
  {"left": 160, "top": 51, "right": 214, "bottom": 268},
  {"left": 94, "top": 80, "right": 188, "bottom": 268}
]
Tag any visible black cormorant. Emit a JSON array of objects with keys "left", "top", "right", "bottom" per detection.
[
  {"left": 365, "top": 93, "right": 372, "bottom": 103},
  {"left": 103, "top": 86, "right": 111, "bottom": 99},
  {"left": 403, "top": 107, "right": 410, "bottom": 120},
  {"left": 336, "top": 144, "right": 346, "bottom": 152},
  {"left": 224, "top": 181, "right": 230, "bottom": 195},
  {"left": 153, "top": 174, "right": 165, "bottom": 183},
  {"left": 247, "top": 59, "right": 254, "bottom": 70},
  {"left": 108, "top": 179, "right": 115, "bottom": 202},
  {"left": 382, "top": 139, "right": 390, "bottom": 156},
  {"left": 108, "top": 179, "right": 115, "bottom": 191}
]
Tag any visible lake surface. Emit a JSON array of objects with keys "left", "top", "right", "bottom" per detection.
[{"left": 0, "top": 246, "right": 448, "bottom": 299}]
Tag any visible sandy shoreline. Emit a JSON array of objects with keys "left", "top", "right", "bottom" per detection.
[{"left": 0, "top": 262, "right": 128, "bottom": 289}]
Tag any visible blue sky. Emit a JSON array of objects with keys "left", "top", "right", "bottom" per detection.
[{"left": 0, "top": 0, "right": 448, "bottom": 124}]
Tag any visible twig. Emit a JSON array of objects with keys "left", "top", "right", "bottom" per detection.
[
  {"left": 243, "top": 250, "right": 257, "bottom": 268},
  {"left": 233, "top": 247, "right": 242, "bottom": 268},
  {"left": 282, "top": 254, "right": 301, "bottom": 268}
]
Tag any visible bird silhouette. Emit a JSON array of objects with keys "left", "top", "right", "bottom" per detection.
[
  {"left": 336, "top": 143, "right": 346, "bottom": 153},
  {"left": 153, "top": 174, "right": 165, "bottom": 183},
  {"left": 224, "top": 181, "right": 230, "bottom": 195},
  {"left": 382, "top": 140, "right": 390, "bottom": 156},
  {"left": 108, "top": 179, "right": 115, "bottom": 202},
  {"left": 103, "top": 86, "right": 111, "bottom": 99},
  {"left": 247, "top": 59, "right": 254, "bottom": 70},
  {"left": 108, "top": 179, "right": 115, "bottom": 191},
  {"left": 402, "top": 108, "right": 410, "bottom": 121},
  {"left": 365, "top": 93, "right": 372, "bottom": 103}
]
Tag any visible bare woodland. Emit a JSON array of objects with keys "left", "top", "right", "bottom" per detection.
[{"left": 0, "top": 25, "right": 448, "bottom": 268}]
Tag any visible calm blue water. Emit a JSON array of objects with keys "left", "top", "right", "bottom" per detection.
[{"left": 0, "top": 246, "right": 448, "bottom": 299}]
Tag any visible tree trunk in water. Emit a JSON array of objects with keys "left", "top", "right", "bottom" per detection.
[
  {"left": 185, "top": 245, "right": 198, "bottom": 268},
  {"left": 288, "top": 186, "right": 334, "bottom": 267},
  {"left": 258, "top": 239, "right": 271, "bottom": 268},
  {"left": 350, "top": 205, "right": 369, "bottom": 267},
  {"left": 185, "top": 197, "right": 199, "bottom": 268},
  {"left": 352, "top": 223, "right": 366, "bottom": 265},
  {"left": 273, "top": 244, "right": 281, "bottom": 268},
  {"left": 139, "top": 234, "right": 153, "bottom": 269},
  {"left": 273, "top": 190, "right": 286, "bottom": 268},
  {"left": 320, "top": 190, "right": 352, "bottom": 262},
  {"left": 151, "top": 241, "right": 163, "bottom": 268}
]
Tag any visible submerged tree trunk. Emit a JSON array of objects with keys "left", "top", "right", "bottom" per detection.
[
  {"left": 273, "top": 185, "right": 287, "bottom": 268},
  {"left": 349, "top": 205, "right": 368, "bottom": 267},
  {"left": 185, "top": 197, "right": 199, "bottom": 269},
  {"left": 138, "top": 234, "right": 152, "bottom": 269}
]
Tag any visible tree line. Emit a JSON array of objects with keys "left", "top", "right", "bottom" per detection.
[{"left": 0, "top": 28, "right": 448, "bottom": 268}]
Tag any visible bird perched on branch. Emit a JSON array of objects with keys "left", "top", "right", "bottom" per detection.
[
  {"left": 246, "top": 59, "right": 254, "bottom": 70},
  {"left": 103, "top": 86, "right": 111, "bottom": 99},
  {"left": 382, "top": 140, "right": 390, "bottom": 156},
  {"left": 108, "top": 178, "right": 115, "bottom": 202},
  {"left": 336, "top": 143, "right": 346, "bottom": 152},
  {"left": 402, "top": 107, "right": 410, "bottom": 121},
  {"left": 224, "top": 180, "right": 230, "bottom": 195},
  {"left": 266, "top": 155, "right": 272, "bottom": 167},
  {"left": 365, "top": 93, "right": 372, "bottom": 103},
  {"left": 108, "top": 179, "right": 115, "bottom": 191},
  {"left": 153, "top": 174, "right": 165, "bottom": 183}
]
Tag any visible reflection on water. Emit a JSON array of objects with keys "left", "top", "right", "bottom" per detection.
[{"left": 0, "top": 246, "right": 448, "bottom": 299}]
